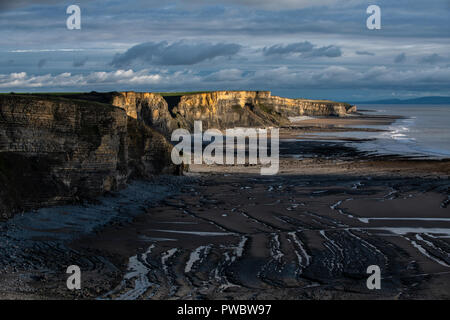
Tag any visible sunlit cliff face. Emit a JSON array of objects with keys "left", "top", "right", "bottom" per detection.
[{"left": 111, "top": 91, "right": 356, "bottom": 134}]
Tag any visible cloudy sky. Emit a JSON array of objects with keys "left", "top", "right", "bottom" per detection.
[{"left": 0, "top": 0, "right": 449, "bottom": 101}]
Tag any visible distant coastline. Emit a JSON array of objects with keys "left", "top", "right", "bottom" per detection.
[{"left": 353, "top": 96, "right": 450, "bottom": 105}]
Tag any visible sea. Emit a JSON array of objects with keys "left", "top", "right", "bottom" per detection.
[{"left": 305, "top": 104, "right": 450, "bottom": 159}]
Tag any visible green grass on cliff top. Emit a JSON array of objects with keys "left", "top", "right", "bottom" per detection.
[
  {"left": 0, "top": 91, "right": 352, "bottom": 106},
  {"left": 0, "top": 92, "right": 121, "bottom": 111},
  {"left": 156, "top": 91, "right": 212, "bottom": 96},
  {"left": 0, "top": 92, "right": 209, "bottom": 97}
]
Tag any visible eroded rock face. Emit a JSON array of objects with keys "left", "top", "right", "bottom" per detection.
[
  {"left": 254, "top": 93, "right": 355, "bottom": 117},
  {"left": 111, "top": 91, "right": 356, "bottom": 135},
  {"left": 126, "top": 117, "right": 181, "bottom": 178},
  {"left": 111, "top": 92, "right": 178, "bottom": 136},
  {"left": 0, "top": 95, "right": 176, "bottom": 219},
  {"left": 171, "top": 91, "right": 286, "bottom": 131}
]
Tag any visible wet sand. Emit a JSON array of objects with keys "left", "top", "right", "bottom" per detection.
[
  {"left": 1, "top": 115, "right": 449, "bottom": 300},
  {"left": 64, "top": 160, "right": 450, "bottom": 300},
  {"left": 287, "top": 114, "right": 403, "bottom": 128}
]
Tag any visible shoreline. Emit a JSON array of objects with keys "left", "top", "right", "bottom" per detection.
[
  {"left": 0, "top": 114, "right": 449, "bottom": 300},
  {"left": 284, "top": 111, "right": 450, "bottom": 160}
]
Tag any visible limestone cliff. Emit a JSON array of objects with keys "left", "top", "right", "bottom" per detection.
[
  {"left": 111, "top": 92, "right": 178, "bottom": 136},
  {"left": 110, "top": 91, "right": 356, "bottom": 135},
  {"left": 0, "top": 94, "right": 177, "bottom": 219}
]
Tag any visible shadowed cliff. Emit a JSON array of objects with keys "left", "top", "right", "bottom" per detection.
[{"left": 0, "top": 94, "right": 179, "bottom": 219}]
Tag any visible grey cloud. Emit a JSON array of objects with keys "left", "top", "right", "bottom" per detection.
[
  {"left": 73, "top": 57, "right": 88, "bottom": 67},
  {"left": 1, "top": 59, "right": 14, "bottom": 65},
  {"left": 111, "top": 41, "right": 242, "bottom": 67},
  {"left": 0, "top": 0, "right": 360, "bottom": 13},
  {"left": 420, "top": 53, "right": 445, "bottom": 64},
  {"left": 205, "top": 69, "right": 244, "bottom": 82},
  {"left": 1, "top": 65, "right": 450, "bottom": 96},
  {"left": 0, "top": 0, "right": 51, "bottom": 10},
  {"left": 356, "top": 51, "right": 375, "bottom": 56},
  {"left": 247, "top": 65, "right": 450, "bottom": 91},
  {"left": 0, "top": 0, "right": 88, "bottom": 11},
  {"left": 306, "top": 45, "right": 341, "bottom": 58},
  {"left": 263, "top": 41, "right": 314, "bottom": 56},
  {"left": 37, "top": 59, "right": 46, "bottom": 68},
  {"left": 193, "top": 0, "right": 360, "bottom": 10},
  {"left": 263, "top": 42, "right": 341, "bottom": 58},
  {"left": 394, "top": 53, "right": 406, "bottom": 63},
  {"left": 0, "top": 0, "right": 361, "bottom": 11},
  {"left": 3, "top": 65, "right": 450, "bottom": 92}
]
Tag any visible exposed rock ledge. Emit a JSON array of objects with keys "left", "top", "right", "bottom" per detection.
[{"left": 0, "top": 91, "right": 355, "bottom": 219}]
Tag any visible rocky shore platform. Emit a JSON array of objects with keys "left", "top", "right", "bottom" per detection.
[{"left": 1, "top": 140, "right": 449, "bottom": 300}]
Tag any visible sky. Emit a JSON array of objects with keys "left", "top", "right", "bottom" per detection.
[{"left": 0, "top": 0, "right": 449, "bottom": 101}]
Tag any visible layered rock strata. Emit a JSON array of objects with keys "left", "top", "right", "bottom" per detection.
[
  {"left": 0, "top": 95, "right": 176, "bottom": 219},
  {"left": 110, "top": 91, "right": 356, "bottom": 135}
]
